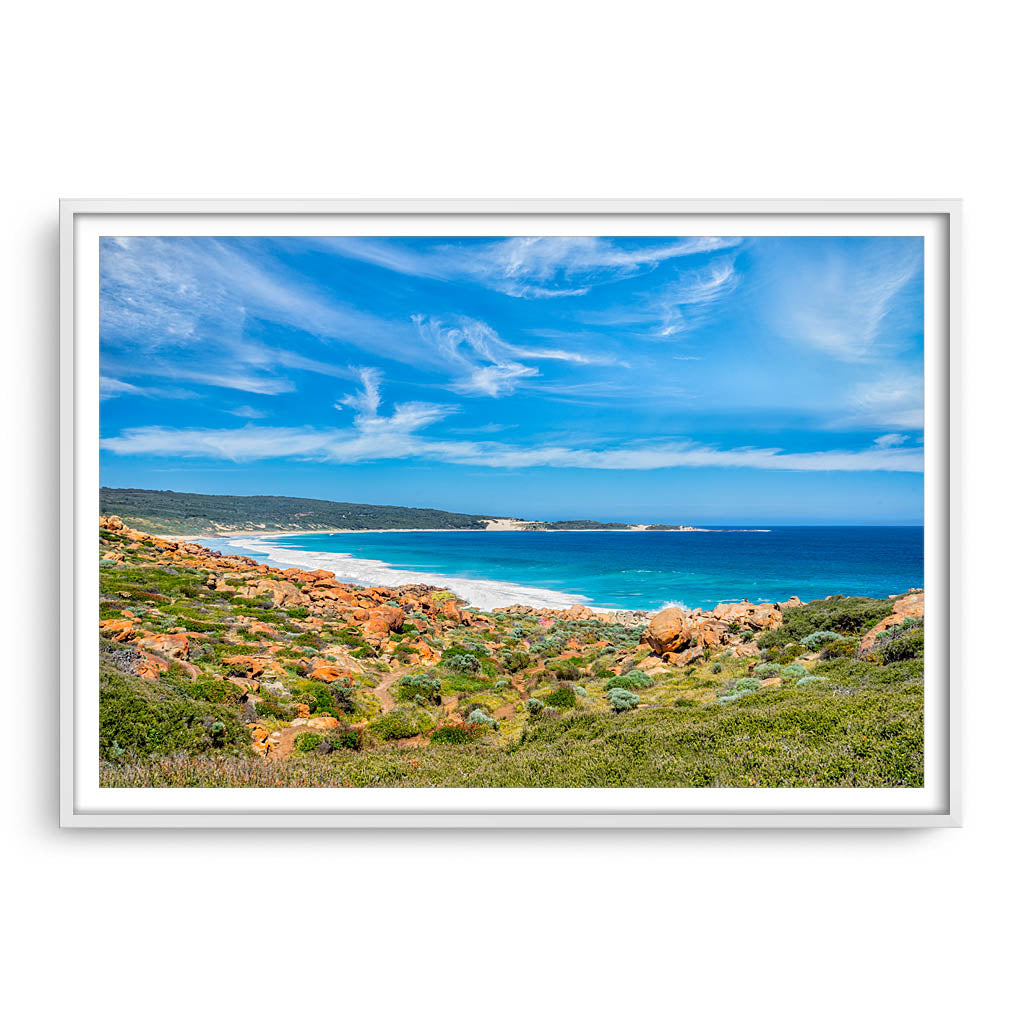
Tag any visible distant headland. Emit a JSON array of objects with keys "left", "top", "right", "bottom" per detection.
[{"left": 99, "top": 487, "right": 708, "bottom": 538}]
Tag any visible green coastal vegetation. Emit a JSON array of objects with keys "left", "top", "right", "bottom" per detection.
[
  {"left": 100, "top": 487, "right": 494, "bottom": 534},
  {"left": 97, "top": 517, "right": 924, "bottom": 789}
]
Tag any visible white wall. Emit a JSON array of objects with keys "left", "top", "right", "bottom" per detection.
[{"left": 2, "top": 2, "right": 1017, "bottom": 1020}]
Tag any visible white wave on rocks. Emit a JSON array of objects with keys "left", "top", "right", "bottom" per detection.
[{"left": 202, "top": 535, "right": 596, "bottom": 613}]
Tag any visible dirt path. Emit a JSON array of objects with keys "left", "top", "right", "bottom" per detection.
[
  {"left": 373, "top": 668, "right": 404, "bottom": 713},
  {"left": 269, "top": 724, "right": 301, "bottom": 760},
  {"left": 268, "top": 668, "right": 417, "bottom": 760},
  {"left": 395, "top": 735, "right": 430, "bottom": 748}
]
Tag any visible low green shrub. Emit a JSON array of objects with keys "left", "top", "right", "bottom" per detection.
[
  {"left": 603, "top": 670, "right": 654, "bottom": 691},
  {"left": 184, "top": 678, "right": 238, "bottom": 704},
  {"left": 443, "top": 652, "right": 481, "bottom": 675},
  {"left": 467, "top": 708, "right": 498, "bottom": 731},
  {"left": 294, "top": 732, "right": 323, "bottom": 753},
  {"left": 99, "top": 665, "right": 248, "bottom": 758},
  {"left": 396, "top": 672, "right": 442, "bottom": 705},
  {"left": 759, "top": 595, "right": 894, "bottom": 648},
  {"left": 551, "top": 660, "right": 582, "bottom": 681},
  {"left": 544, "top": 686, "right": 577, "bottom": 708},
  {"left": 607, "top": 688, "right": 640, "bottom": 712},
  {"left": 371, "top": 707, "right": 432, "bottom": 740},
  {"left": 618, "top": 670, "right": 655, "bottom": 690},
  {"left": 820, "top": 637, "right": 859, "bottom": 660},
  {"left": 254, "top": 697, "right": 297, "bottom": 721},
  {"left": 329, "top": 680, "right": 358, "bottom": 713},
  {"left": 431, "top": 724, "right": 475, "bottom": 745},
  {"left": 877, "top": 624, "right": 925, "bottom": 664},
  {"left": 326, "top": 727, "right": 362, "bottom": 751},
  {"left": 299, "top": 682, "right": 336, "bottom": 716},
  {"left": 733, "top": 677, "right": 761, "bottom": 692},
  {"left": 501, "top": 651, "right": 528, "bottom": 675},
  {"left": 800, "top": 630, "right": 843, "bottom": 650},
  {"left": 780, "top": 663, "right": 809, "bottom": 680},
  {"left": 526, "top": 697, "right": 544, "bottom": 716},
  {"left": 753, "top": 663, "right": 783, "bottom": 679}
]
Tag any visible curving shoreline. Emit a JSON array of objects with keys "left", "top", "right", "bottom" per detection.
[
  {"left": 176, "top": 525, "right": 924, "bottom": 617},
  {"left": 190, "top": 532, "right": 601, "bottom": 613}
]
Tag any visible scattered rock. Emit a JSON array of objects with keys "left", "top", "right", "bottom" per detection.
[
  {"left": 136, "top": 631, "right": 190, "bottom": 660},
  {"left": 859, "top": 592, "right": 925, "bottom": 654},
  {"left": 665, "top": 646, "right": 705, "bottom": 667},
  {"left": 238, "top": 577, "right": 306, "bottom": 608},
  {"left": 363, "top": 605, "right": 405, "bottom": 636},
  {"left": 647, "top": 607, "right": 692, "bottom": 655}
]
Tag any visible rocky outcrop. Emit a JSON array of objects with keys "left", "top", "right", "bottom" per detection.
[
  {"left": 302, "top": 657, "right": 353, "bottom": 683},
  {"left": 238, "top": 577, "right": 306, "bottom": 608},
  {"left": 642, "top": 598, "right": 799, "bottom": 662},
  {"left": 222, "top": 655, "right": 265, "bottom": 678},
  {"left": 665, "top": 647, "right": 705, "bottom": 667},
  {"left": 493, "top": 604, "right": 651, "bottom": 627},
  {"left": 363, "top": 604, "right": 404, "bottom": 637},
  {"left": 647, "top": 607, "right": 691, "bottom": 655},
  {"left": 859, "top": 591, "right": 925, "bottom": 654}
]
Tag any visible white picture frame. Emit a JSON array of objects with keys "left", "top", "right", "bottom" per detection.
[{"left": 60, "top": 198, "right": 960, "bottom": 828}]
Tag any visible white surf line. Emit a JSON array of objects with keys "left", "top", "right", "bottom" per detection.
[{"left": 201, "top": 534, "right": 600, "bottom": 613}]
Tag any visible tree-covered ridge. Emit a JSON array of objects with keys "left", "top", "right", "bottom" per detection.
[
  {"left": 98, "top": 488, "right": 653, "bottom": 534},
  {"left": 100, "top": 487, "right": 493, "bottom": 533}
]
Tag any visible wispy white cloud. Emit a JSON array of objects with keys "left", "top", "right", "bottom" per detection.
[
  {"left": 100, "top": 237, "right": 431, "bottom": 395},
  {"left": 101, "top": 377, "right": 144, "bottom": 400},
  {"left": 873, "top": 433, "right": 910, "bottom": 449},
  {"left": 579, "top": 257, "right": 739, "bottom": 338},
  {"left": 335, "top": 366, "right": 384, "bottom": 417},
  {"left": 414, "top": 316, "right": 538, "bottom": 397},
  {"left": 650, "top": 259, "right": 739, "bottom": 337},
  {"left": 226, "top": 405, "right": 269, "bottom": 419},
  {"left": 413, "top": 314, "right": 624, "bottom": 397},
  {"left": 832, "top": 373, "right": 924, "bottom": 430},
  {"left": 100, "top": 376, "right": 199, "bottom": 401},
  {"left": 101, "top": 421, "right": 924, "bottom": 473},
  {"left": 103, "top": 371, "right": 922, "bottom": 473},
  {"left": 762, "top": 238, "right": 922, "bottom": 361},
  {"left": 469, "top": 237, "right": 738, "bottom": 298},
  {"left": 104, "top": 360, "right": 297, "bottom": 396},
  {"left": 325, "top": 235, "right": 740, "bottom": 298}
]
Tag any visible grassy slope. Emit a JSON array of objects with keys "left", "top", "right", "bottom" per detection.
[{"left": 101, "top": 662, "right": 923, "bottom": 788}]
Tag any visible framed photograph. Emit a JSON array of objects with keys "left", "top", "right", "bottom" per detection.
[{"left": 60, "top": 199, "right": 959, "bottom": 827}]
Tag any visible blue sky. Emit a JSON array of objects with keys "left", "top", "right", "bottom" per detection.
[{"left": 99, "top": 234, "right": 924, "bottom": 524}]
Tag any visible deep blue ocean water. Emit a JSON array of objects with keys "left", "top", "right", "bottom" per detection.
[{"left": 205, "top": 526, "right": 924, "bottom": 613}]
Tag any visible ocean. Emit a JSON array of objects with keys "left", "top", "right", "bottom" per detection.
[{"left": 198, "top": 526, "right": 924, "bottom": 613}]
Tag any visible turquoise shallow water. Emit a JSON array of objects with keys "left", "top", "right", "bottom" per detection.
[{"left": 203, "top": 526, "right": 924, "bottom": 613}]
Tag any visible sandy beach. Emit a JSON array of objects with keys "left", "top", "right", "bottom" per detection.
[{"left": 163, "top": 521, "right": 713, "bottom": 542}]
